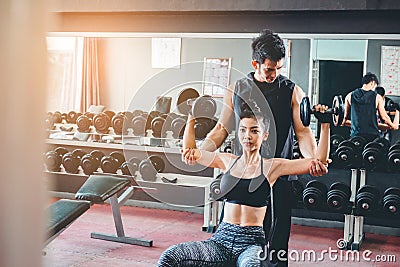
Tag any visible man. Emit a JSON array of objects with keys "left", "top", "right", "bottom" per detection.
[
  {"left": 343, "top": 73, "right": 399, "bottom": 143},
  {"left": 189, "top": 29, "right": 327, "bottom": 266}
]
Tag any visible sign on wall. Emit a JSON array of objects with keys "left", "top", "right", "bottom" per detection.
[
  {"left": 202, "top": 57, "right": 231, "bottom": 97},
  {"left": 381, "top": 45, "right": 400, "bottom": 95},
  {"left": 152, "top": 38, "right": 181, "bottom": 69}
]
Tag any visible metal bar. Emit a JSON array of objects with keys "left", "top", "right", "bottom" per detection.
[
  {"left": 110, "top": 194, "right": 125, "bottom": 237},
  {"left": 91, "top": 233, "right": 153, "bottom": 247}
]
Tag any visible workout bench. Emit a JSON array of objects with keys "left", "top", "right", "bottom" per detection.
[{"left": 45, "top": 174, "right": 153, "bottom": 247}]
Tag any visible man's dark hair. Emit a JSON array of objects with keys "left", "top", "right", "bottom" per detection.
[
  {"left": 239, "top": 99, "right": 270, "bottom": 133},
  {"left": 362, "top": 72, "right": 379, "bottom": 85},
  {"left": 251, "top": 29, "right": 285, "bottom": 65},
  {"left": 375, "top": 86, "right": 385, "bottom": 97}
]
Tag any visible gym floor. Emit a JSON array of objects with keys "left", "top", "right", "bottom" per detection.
[{"left": 43, "top": 203, "right": 400, "bottom": 267}]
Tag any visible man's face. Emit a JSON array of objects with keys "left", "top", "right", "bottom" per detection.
[{"left": 252, "top": 58, "right": 284, "bottom": 83}]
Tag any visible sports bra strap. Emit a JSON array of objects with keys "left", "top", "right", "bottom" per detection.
[{"left": 226, "top": 156, "right": 241, "bottom": 173}]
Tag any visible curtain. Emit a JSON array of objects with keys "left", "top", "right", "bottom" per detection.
[{"left": 80, "top": 37, "right": 100, "bottom": 112}]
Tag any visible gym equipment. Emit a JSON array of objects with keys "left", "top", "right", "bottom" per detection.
[
  {"left": 209, "top": 174, "right": 222, "bottom": 201},
  {"left": 170, "top": 116, "right": 187, "bottom": 139},
  {"left": 131, "top": 113, "right": 148, "bottom": 136},
  {"left": 387, "top": 143, "right": 400, "bottom": 172},
  {"left": 362, "top": 137, "right": 390, "bottom": 170},
  {"left": 299, "top": 95, "right": 345, "bottom": 126},
  {"left": 139, "top": 155, "right": 165, "bottom": 181},
  {"left": 302, "top": 180, "right": 328, "bottom": 210},
  {"left": 76, "top": 113, "right": 93, "bottom": 133},
  {"left": 111, "top": 112, "right": 129, "bottom": 135},
  {"left": 80, "top": 150, "right": 105, "bottom": 175},
  {"left": 45, "top": 175, "right": 153, "bottom": 247},
  {"left": 44, "top": 150, "right": 63, "bottom": 172},
  {"left": 121, "top": 157, "right": 140, "bottom": 176},
  {"left": 335, "top": 140, "right": 356, "bottom": 166},
  {"left": 177, "top": 88, "right": 217, "bottom": 118},
  {"left": 292, "top": 140, "right": 302, "bottom": 159},
  {"left": 45, "top": 113, "right": 55, "bottom": 130},
  {"left": 382, "top": 187, "right": 400, "bottom": 216},
  {"left": 327, "top": 182, "right": 351, "bottom": 211},
  {"left": 355, "top": 185, "right": 380, "bottom": 212},
  {"left": 93, "top": 112, "right": 112, "bottom": 134},
  {"left": 151, "top": 115, "right": 166, "bottom": 138},
  {"left": 100, "top": 151, "right": 125, "bottom": 174},
  {"left": 66, "top": 111, "right": 82, "bottom": 124},
  {"left": 331, "top": 134, "right": 345, "bottom": 151},
  {"left": 52, "top": 111, "right": 62, "bottom": 123},
  {"left": 194, "top": 117, "right": 217, "bottom": 139},
  {"left": 62, "top": 152, "right": 81, "bottom": 174}
]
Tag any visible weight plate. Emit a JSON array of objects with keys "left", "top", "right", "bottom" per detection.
[
  {"left": 300, "top": 97, "right": 311, "bottom": 127},
  {"left": 329, "top": 182, "right": 351, "bottom": 197},
  {"left": 332, "top": 95, "right": 345, "bottom": 126},
  {"left": 177, "top": 88, "right": 200, "bottom": 114}
]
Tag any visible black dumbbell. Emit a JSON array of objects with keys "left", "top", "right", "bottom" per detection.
[
  {"left": 194, "top": 117, "right": 217, "bottom": 139},
  {"left": 176, "top": 88, "right": 200, "bottom": 114},
  {"left": 335, "top": 140, "right": 356, "bottom": 166},
  {"left": 209, "top": 173, "right": 223, "bottom": 201},
  {"left": 76, "top": 113, "right": 93, "bottom": 133},
  {"left": 191, "top": 95, "right": 217, "bottom": 118},
  {"left": 349, "top": 136, "right": 367, "bottom": 154},
  {"left": 80, "top": 150, "right": 105, "bottom": 175},
  {"left": 93, "top": 112, "right": 112, "bottom": 134},
  {"left": 331, "top": 134, "right": 345, "bottom": 151},
  {"left": 326, "top": 182, "right": 351, "bottom": 211},
  {"left": 299, "top": 95, "right": 345, "bottom": 126},
  {"left": 100, "top": 151, "right": 125, "bottom": 174},
  {"left": 62, "top": 149, "right": 86, "bottom": 174},
  {"left": 382, "top": 187, "right": 400, "bottom": 216},
  {"left": 292, "top": 140, "right": 303, "bottom": 159},
  {"left": 355, "top": 185, "right": 380, "bottom": 212},
  {"left": 302, "top": 180, "right": 328, "bottom": 209},
  {"left": 44, "top": 147, "right": 69, "bottom": 172},
  {"left": 121, "top": 157, "right": 141, "bottom": 176},
  {"left": 387, "top": 142, "right": 400, "bottom": 172},
  {"left": 362, "top": 137, "right": 390, "bottom": 170},
  {"left": 139, "top": 155, "right": 165, "bottom": 181}
]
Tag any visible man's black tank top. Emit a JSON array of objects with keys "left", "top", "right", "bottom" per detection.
[
  {"left": 232, "top": 73, "right": 295, "bottom": 160},
  {"left": 350, "top": 88, "right": 379, "bottom": 138}
]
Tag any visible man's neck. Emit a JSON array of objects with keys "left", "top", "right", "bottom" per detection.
[{"left": 361, "top": 84, "right": 373, "bottom": 91}]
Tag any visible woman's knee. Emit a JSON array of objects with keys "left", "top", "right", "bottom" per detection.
[
  {"left": 237, "top": 245, "right": 263, "bottom": 267},
  {"left": 158, "top": 244, "right": 181, "bottom": 267}
]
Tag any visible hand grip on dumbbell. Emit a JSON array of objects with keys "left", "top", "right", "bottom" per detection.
[{"left": 299, "top": 95, "right": 345, "bottom": 126}]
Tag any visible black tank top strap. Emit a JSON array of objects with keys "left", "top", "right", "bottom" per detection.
[{"left": 226, "top": 156, "right": 241, "bottom": 173}]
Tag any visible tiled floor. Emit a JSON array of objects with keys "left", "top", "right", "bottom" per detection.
[{"left": 43, "top": 203, "right": 400, "bottom": 267}]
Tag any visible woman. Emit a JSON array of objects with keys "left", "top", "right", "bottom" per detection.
[{"left": 158, "top": 101, "right": 330, "bottom": 267}]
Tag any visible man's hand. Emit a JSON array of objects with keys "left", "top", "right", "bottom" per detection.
[
  {"left": 308, "top": 159, "right": 330, "bottom": 176},
  {"left": 313, "top": 104, "right": 331, "bottom": 123}
]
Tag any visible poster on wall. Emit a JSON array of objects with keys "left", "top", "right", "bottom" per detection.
[
  {"left": 151, "top": 38, "right": 181, "bottom": 69},
  {"left": 381, "top": 45, "right": 400, "bottom": 95},
  {"left": 202, "top": 57, "right": 231, "bottom": 97}
]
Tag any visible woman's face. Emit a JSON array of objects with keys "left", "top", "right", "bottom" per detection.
[{"left": 238, "top": 117, "right": 269, "bottom": 152}]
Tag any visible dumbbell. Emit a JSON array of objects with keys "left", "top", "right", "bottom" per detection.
[
  {"left": 221, "top": 139, "right": 233, "bottom": 153},
  {"left": 132, "top": 112, "right": 148, "bottom": 136},
  {"left": 331, "top": 134, "right": 345, "bottom": 151},
  {"left": 93, "top": 112, "right": 113, "bottom": 134},
  {"left": 44, "top": 147, "right": 69, "bottom": 172},
  {"left": 292, "top": 140, "right": 303, "bottom": 159},
  {"left": 151, "top": 114, "right": 167, "bottom": 138},
  {"left": 335, "top": 140, "right": 356, "bottom": 166},
  {"left": 387, "top": 142, "right": 400, "bottom": 172},
  {"left": 62, "top": 149, "right": 87, "bottom": 174},
  {"left": 291, "top": 180, "right": 304, "bottom": 207},
  {"left": 326, "top": 182, "right": 351, "bottom": 211},
  {"left": 194, "top": 117, "right": 217, "bottom": 139},
  {"left": 170, "top": 115, "right": 187, "bottom": 139},
  {"left": 44, "top": 113, "right": 55, "bottom": 130},
  {"left": 52, "top": 111, "right": 63, "bottom": 124},
  {"left": 209, "top": 173, "right": 223, "bottom": 201},
  {"left": 139, "top": 155, "right": 165, "bottom": 181},
  {"left": 76, "top": 113, "right": 93, "bottom": 133},
  {"left": 100, "top": 151, "right": 125, "bottom": 174},
  {"left": 176, "top": 88, "right": 217, "bottom": 118},
  {"left": 66, "top": 111, "right": 82, "bottom": 124},
  {"left": 302, "top": 180, "right": 328, "bottom": 209},
  {"left": 362, "top": 137, "right": 390, "bottom": 170},
  {"left": 111, "top": 112, "right": 130, "bottom": 135},
  {"left": 80, "top": 150, "right": 105, "bottom": 175},
  {"left": 299, "top": 95, "right": 345, "bottom": 126},
  {"left": 355, "top": 185, "right": 380, "bottom": 212},
  {"left": 382, "top": 187, "right": 400, "bottom": 216},
  {"left": 120, "top": 157, "right": 141, "bottom": 176}
]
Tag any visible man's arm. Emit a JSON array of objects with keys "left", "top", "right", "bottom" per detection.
[
  {"left": 377, "top": 95, "right": 399, "bottom": 130},
  {"left": 199, "top": 83, "right": 235, "bottom": 152},
  {"left": 342, "top": 92, "right": 352, "bottom": 127},
  {"left": 291, "top": 85, "right": 317, "bottom": 158}
]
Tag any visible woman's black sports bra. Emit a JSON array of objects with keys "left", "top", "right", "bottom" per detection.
[{"left": 219, "top": 157, "right": 270, "bottom": 207}]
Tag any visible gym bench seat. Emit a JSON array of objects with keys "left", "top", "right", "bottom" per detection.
[{"left": 45, "top": 174, "right": 153, "bottom": 247}]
